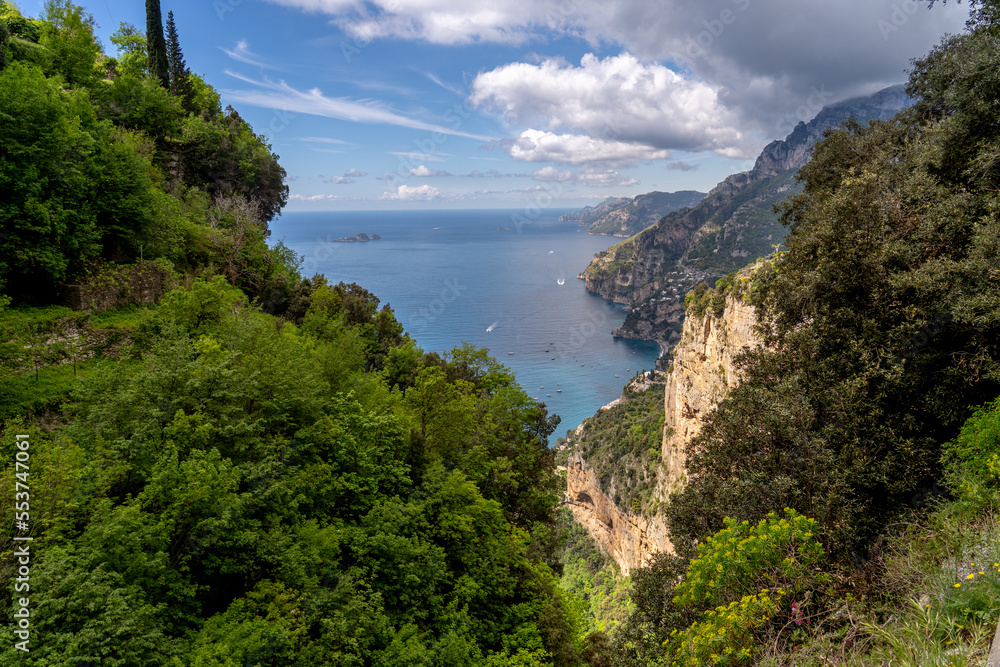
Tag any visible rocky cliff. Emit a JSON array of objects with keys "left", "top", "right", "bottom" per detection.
[
  {"left": 564, "top": 449, "right": 670, "bottom": 576},
  {"left": 581, "top": 84, "right": 910, "bottom": 348},
  {"left": 660, "top": 287, "right": 762, "bottom": 494},
  {"left": 562, "top": 274, "right": 763, "bottom": 573}
]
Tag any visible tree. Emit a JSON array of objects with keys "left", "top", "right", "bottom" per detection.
[
  {"left": 144, "top": 0, "right": 168, "bottom": 87},
  {"left": 109, "top": 21, "right": 146, "bottom": 78},
  {"left": 164, "top": 11, "right": 194, "bottom": 109},
  {"left": 40, "top": 0, "right": 100, "bottom": 87}
]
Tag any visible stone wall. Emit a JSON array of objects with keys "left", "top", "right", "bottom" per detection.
[{"left": 62, "top": 261, "right": 172, "bottom": 313}]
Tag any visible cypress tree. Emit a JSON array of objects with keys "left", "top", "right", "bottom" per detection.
[
  {"left": 165, "top": 11, "right": 194, "bottom": 107},
  {"left": 145, "top": 0, "right": 169, "bottom": 88}
]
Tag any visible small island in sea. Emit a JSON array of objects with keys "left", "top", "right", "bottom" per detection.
[{"left": 333, "top": 233, "right": 381, "bottom": 242}]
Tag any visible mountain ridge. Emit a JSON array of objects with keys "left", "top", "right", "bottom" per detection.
[{"left": 580, "top": 83, "right": 911, "bottom": 350}]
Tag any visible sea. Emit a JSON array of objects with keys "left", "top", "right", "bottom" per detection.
[{"left": 271, "top": 209, "right": 661, "bottom": 436}]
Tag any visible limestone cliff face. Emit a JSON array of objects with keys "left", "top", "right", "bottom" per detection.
[
  {"left": 564, "top": 449, "right": 670, "bottom": 576},
  {"left": 564, "top": 272, "right": 764, "bottom": 574},
  {"left": 660, "top": 292, "right": 762, "bottom": 494}
]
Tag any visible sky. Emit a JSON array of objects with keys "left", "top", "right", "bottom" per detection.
[{"left": 23, "top": 0, "right": 972, "bottom": 210}]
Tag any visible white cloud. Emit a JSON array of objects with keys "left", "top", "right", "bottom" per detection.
[
  {"left": 330, "top": 175, "right": 355, "bottom": 184},
  {"left": 221, "top": 40, "right": 281, "bottom": 70},
  {"left": 344, "top": 168, "right": 368, "bottom": 177},
  {"left": 267, "top": 0, "right": 968, "bottom": 142},
  {"left": 471, "top": 53, "right": 744, "bottom": 155},
  {"left": 300, "top": 136, "right": 352, "bottom": 145},
  {"left": 222, "top": 71, "right": 492, "bottom": 141},
  {"left": 379, "top": 184, "right": 442, "bottom": 201},
  {"left": 532, "top": 166, "right": 638, "bottom": 186},
  {"left": 409, "top": 165, "right": 452, "bottom": 177},
  {"left": 289, "top": 193, "right": 354, "bottom": 201},
  {"left": 506, "top": 129, "right": 670, "bottom": 167},
  {"left": 388, "top": 151, "right": 449, "bottom": 162}
]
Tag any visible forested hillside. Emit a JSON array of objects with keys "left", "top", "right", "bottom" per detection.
[
  {"left": 601, "top": 2, "right": 1000, "bottom": 664},
  {"left": 0, "top": 3, "right": 599, "bottom": 664}
]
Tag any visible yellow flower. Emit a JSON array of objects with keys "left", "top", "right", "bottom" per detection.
[
  {"left": 954, "top": 583, "right": 961, "bottom": 588},
  {"left": 967, "top": 573, "right": 975, "bottom": 580},
  {"left": 979, "top": 571, "right": 985, "bottom": 575}
]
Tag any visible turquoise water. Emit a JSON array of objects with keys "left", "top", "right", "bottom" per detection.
[{"left": 271, "top": 209, "right": 660, "bottom": 434}]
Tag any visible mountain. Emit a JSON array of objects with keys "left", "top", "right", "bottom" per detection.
[
  {"left": 579, "top": 84, "right": 911, "bottom": 348},
  {"left": 585, "top": 190, "right": 707, "bottom": 236}
]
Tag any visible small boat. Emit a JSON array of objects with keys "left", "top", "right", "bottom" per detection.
[
  {"left": 557, "top": 278, "right": 565, "bottom": 285},
  {"left": 556, "top": 389, "right": 562, "bottom": 393}
]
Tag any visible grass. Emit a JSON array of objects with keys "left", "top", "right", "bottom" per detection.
[
  {"left": 0, "top": 301, "right": 151, "bottom": 418},
  {"left": 0, "top": 358, "right": 103, "bottom": 418},
  {"left": 755, "top": 492, "right": 1000, "bottom": 666},
  {"left": 89, "top": 303, "right": 155, "bottom": 329}
]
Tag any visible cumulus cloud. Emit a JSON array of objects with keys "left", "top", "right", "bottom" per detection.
[
  {"left": 471, "top": 53, "right": 744, "bottom": 155},
  {"left": 268, "top": 0, "right": 968, "bottom": 140},
  {"left": 666, "top": 161, "right": 698, "bottom": 172},
  {"left": 344, "top": 168, "right": 367, "bottom": 177},
  {"left": 379, "top": 184, "right": 442, "bottom": 201},
  {"left": 532, "top": 166, "right": 638, "bottom": 186},
  {"left": 506, "top": 129, "right": 670, "bottom": 167},
  {"left": 409, "top": 165, "right": 452, "bottom": 177}
]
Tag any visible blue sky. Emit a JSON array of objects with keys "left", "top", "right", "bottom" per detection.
[{"left": 23, "top": 0, "right": 971, "bottom": 210}]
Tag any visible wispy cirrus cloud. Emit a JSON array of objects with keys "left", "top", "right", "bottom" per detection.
[
  {"left": 221, "top": 40, "right": 282, "bottom": 70},
  {"left": 222, "top": 71, "right": 493, "bottom": 141}
]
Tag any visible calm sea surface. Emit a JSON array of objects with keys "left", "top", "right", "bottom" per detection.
[{"left": 271, "top": 209, "right": 660, "bottom": 435}]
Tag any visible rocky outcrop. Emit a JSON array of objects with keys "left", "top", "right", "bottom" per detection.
[
  {"left": 660, "top": 289, "right": 762, "bottom": 494},
  {"left": 564, "top": 449, "right": 671, "bottom": 576},
  {"left": 586, "top": 191, "right": 707, "bottom": 237},
  {"left": 580, "top": 85, "right": 910, "bottom": 347}
]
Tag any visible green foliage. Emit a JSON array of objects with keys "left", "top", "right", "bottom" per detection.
[
  {"left": 667, "top": 10, "right": 1000, "bottom": 568},
  {"left": 109, "top": 21, "right": 146, "bottom": 78},
  {"left": 0, "top": 274, "right": 581, "bottom": 664},
  {"left": 944, "top": 396, "right": 1000, "bottom": 484},
  {"left": 673, "top": 509, "right": 828, "bottom": 610},
  {"left": 40, "top": 0, "right": 100, "bottom": 87},
  {"left": 557, "top": 509, "right": 633, "bottom": 635},
  {"left": 561, "top": 381, "right": 665, "bottom": 514},
  {"left": 144, "top": 0, "right": 168, "bottom": 87},
  {"left": 669, "top": 589, "right": 785, "bottom": 667}
]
